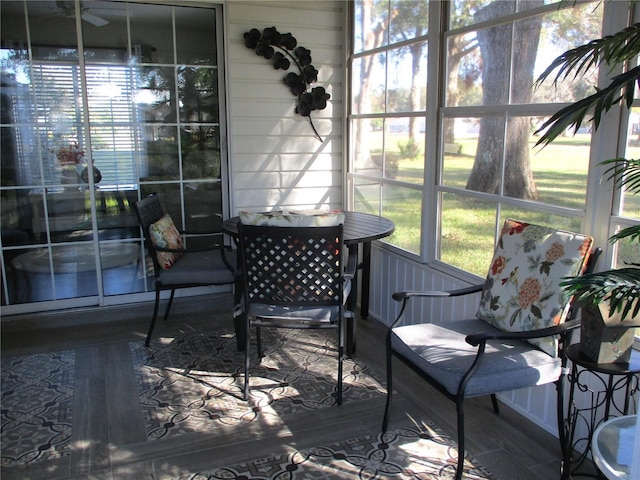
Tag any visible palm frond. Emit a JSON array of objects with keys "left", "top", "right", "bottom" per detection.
[
  {"left": 610, "top": 224, "right": 640, "bottom": 244},
  {"left": 534, "top": 23, "right": 640, "bottom": 88},
  {"left": 535, "top": 66, "right": 640, "bottom": 147},
  {"left": 561, "top": 267, "right": 640, "bottom": 320},
  {"left": 541, "top": 19, "right": 640, "bottom": 324},
  {"left": 601, "top": 158, "right": 640, "bottom": 195}
]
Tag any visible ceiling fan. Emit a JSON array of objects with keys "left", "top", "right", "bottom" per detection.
[{"left": 54, "top": 1, "right": 109, "bottom": 27}]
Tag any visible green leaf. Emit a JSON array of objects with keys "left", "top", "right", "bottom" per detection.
[
  {"left": 561, "top": 268, "right": 640, "bottom": 321},
  {"left": 600, "top": 158, "right": 640, "bottom": 196},
  {"left": 534, "top": 23, "right": 640, "bottom": 88},
  {"left": 530, "top": 304, "right": 542, "bottom": 319},
  {"left": 535, "top": 67, "right": 640, "bottom": 147},
  {"left": 609, "top": 225, "right": 640, "bottom": 244},
  {"left": 539, "top": 292, "right": 554, "bottom": 303},
  {"left": 509, "top": 308, "right": 521, "bottom": 326},
  {"left": 527, "top": 253, "right": 541, "bottom": 271},
  {"left": 490, "top": 295, "right": 500, "bottom": 311}
]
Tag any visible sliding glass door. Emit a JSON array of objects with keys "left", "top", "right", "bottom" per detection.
[{"left": 0, "top": 1, "right": 228, "bottom": 312}]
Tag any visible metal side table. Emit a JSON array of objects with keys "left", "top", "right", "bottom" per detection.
[{"left": 561, "top": 344, "right": 639, "bottom": 479}]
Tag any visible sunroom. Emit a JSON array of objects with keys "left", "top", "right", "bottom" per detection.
[{"left": 1, "top": 1, "right": 638, "bottom": 479}]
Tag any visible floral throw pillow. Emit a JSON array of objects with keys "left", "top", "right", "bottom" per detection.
[
  {"left": 149, "top": 213, "right": 183, "bottom": 270},
  {"left": 476, "top": 219, "right": 593, "bottom": 357}
]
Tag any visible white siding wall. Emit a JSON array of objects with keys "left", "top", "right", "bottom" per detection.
[{"left": 225, "top": 1, "right": 344, "bottom": 214}]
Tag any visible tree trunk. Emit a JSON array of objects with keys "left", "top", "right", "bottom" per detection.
[
  {"left": 409, "top": 43, "right": 424, "bottom": 141},
  {"left": 444, "top": 37, "right": 475, "bottom": 143},
  {"left": 355, "top": 0, "right": 390, "bottom": 166},
  {"left": 444, "top": 58, "right": 459, "bottom": 145},
  {"left": 466, "top": 1, "right": 542, "bottom": 200}
]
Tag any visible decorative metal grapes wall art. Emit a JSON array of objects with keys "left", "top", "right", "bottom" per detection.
[{"left": 243, "top": 26, "right": 330, "bottom": 142}]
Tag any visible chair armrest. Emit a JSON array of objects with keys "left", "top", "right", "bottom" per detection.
[
  {"left": 220, "top": 245, "right": 238, "bottom": 274},
  {"left": 152, "top": 244, "right": 221, "bottom": 254},
  {"left": 178, "top": 229, "right": 220, "bottom": 236},
  {"left": 392, "top": 284, "right": 483, "bottom": 302},
  {"left": 388, "top": 284, "right": 484, "bottom": 330},
  {"left": 465, "top": 318, "right": 581, "bottom": 346}
]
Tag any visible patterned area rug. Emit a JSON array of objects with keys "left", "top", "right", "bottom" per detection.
[
  {"left": 130, "top": 329, "right": 387, "bottom": 440},
  {"left": 1, "top": 351, "right": 75, "bottom": 466},
  {"left": 177, "top": 423, "right": 495, "bottom": 480},
  {"left": 1, "top": 332, "right": 496, "bottom": 479}
]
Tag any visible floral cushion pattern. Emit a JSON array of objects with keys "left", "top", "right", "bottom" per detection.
[
  {"left": 476, "top": 219, "right": 593, "bottom": 357},
  {"left": 149, "top": 213, "right": 183, "bottom": 270},
  {"left": 239, "top": 209, "right": 345, "bottom": 227}
]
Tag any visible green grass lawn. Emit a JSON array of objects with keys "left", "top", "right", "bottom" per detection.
[{"left": 367, "top": 132, "right": 637, "bottom": 275}]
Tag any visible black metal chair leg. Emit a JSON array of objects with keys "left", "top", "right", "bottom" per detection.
[
  {"left": 557, "top": 370, "right": 570, "bottom": 480},
  {"left": 382, "top": 346, "right": 393, "bottom": 432},
  {"left": 256, "top": 326, "right": 263, "bottom": 358},
  {"left": 233, "top": 310, "right": 245, "bottom": 351},
  {"left": 346, "top": 314, "right": 356, "bottom": 357},
  {"left": 233, "top": 280, "right": 245, "bottom": 351},
  {"left": 336, "top": 320, "right": 344, "bottom": 405},
  {"left": 163, "top": 289, "right": 176, "bottom": 321},
  {"left": 145, "top": 288, "right": 162, "bottom": 347},
  {"left": 455, "top": 397, "right": 465, "bottom": 480},
  {"left": 244, "top": 319, "right": 251, "bottom": 401},
  {"left": 491, "top": 393, "right": 500, "bottom": 414}
]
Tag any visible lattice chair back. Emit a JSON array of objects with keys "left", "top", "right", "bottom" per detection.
[
  {"left": 240, "top": 224, "right": 344, "bottom": 310},
  {"left": 238, "top": 223, "right": 349, "bottom": 404}
]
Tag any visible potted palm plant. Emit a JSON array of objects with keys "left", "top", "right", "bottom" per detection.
[{"left": 535, "top": 22, "right": 640, "bottom": 363}]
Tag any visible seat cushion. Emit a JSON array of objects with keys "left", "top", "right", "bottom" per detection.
[
  {"left": 156, "top": 249, "right": 235, "bottom": 286},
  {"left": 249, "top": 303, "right": 341, "bottom": 325},
  {"left": 476, "top": 219, "right": 593, "bottom": 356},
  {"left": 246, "top": 278, "right": 351, "bottom": 325},
  {"left": 390, "top": 319, "right": 562, "bottom": 397},
  {"left": 149, "top": 213, "right": 183, "bottom": 269},
  {"left": 239, "top": 209, "right": 345, "bottom": 227}
]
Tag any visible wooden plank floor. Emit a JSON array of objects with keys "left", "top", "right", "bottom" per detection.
[{"left": 1, "top": 294, "right": 569, "bottom": 479}]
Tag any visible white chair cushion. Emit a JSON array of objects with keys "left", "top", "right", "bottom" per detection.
[{"left": 239, "top": 209, "right": 345, "bottom": 227}]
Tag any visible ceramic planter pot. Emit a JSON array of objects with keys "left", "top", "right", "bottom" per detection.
[{"left": 580, "top": 303, "right": 639, "bottom": 364}]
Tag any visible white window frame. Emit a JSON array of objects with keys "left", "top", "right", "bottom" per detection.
[{"left": 347, "top": 0, "right": 638, "bottom": 285}]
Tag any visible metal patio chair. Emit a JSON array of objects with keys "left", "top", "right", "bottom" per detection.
[
  {"left": 237, "top": 223, "right": 356, "bottom": 405},
  {"left": 133, "top": 193, "right": 237, "bottom": 346},
  {"left": 381, "top": 219, "right": 599, "bottom": 480}
]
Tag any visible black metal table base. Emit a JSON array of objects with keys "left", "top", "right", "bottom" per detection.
[{"left": 561, "top": 344, "right": 639, "bottom": 479}]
